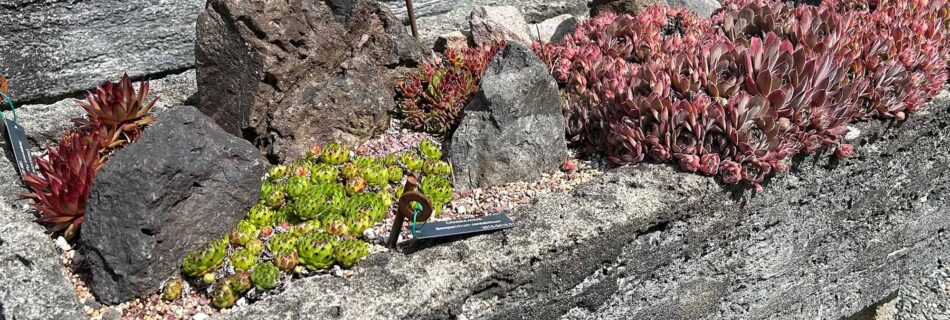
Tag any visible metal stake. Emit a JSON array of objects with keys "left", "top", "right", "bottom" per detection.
[
  {"left": 405, "top": 0, "right": 419, "bottom": 39},
  {"left": 386, "top": 174, "right": 433, "bottom": 248}
]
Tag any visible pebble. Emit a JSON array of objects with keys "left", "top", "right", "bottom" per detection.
[
  {"left": 363, "top": 228, "right": 379, "bottom": 241},
  {"left": 101, "top": 308, "right": 122, "bottom": 320},
  {"left": 193, "top": 312, "right": 210, "bottom": 320},
  {"left": 55, "top": 236, "right": 70, "bottom": 251}
]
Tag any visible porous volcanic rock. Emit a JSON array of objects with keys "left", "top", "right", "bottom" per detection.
[
  {"left": 215, "top": 92, "right": 950, "bottom": 319},
  {"left": 446, "top": 43, "right": 567, "bottom": 189},
  {"left": 0, "top": 0, "right": 202, "bottom": 103},
  {"left": 82, "top": 106, "right": 266, "bottom": 304},
  {"left": 196, "top": 0, "right": 427, "bottom": 162}
]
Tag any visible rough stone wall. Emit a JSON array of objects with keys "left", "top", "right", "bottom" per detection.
[
  {"left": 215, "top": 93, "right": 950, "bottom": 319},
  {"left": 0, "top": 0, "right": 203, "bottom": 103}
]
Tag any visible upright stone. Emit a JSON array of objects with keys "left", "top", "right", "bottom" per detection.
[
  {"left": 446, "top": 43, "right": 567, "bottom": 189},
  {"left": 196, "top": 0, "right": 427, "bottom": 162},
  {"left": 469, "top": 6, "right": 533, "bottom": 45},
  {"left": 82, "top": 106, "right": 267, "bottom": 304}
]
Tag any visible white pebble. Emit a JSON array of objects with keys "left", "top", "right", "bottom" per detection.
[
  {"left": 363, "top": 228, "right": 379, "bottom": 241},
  {"left": 55, "top": 237, "right": 70, "bottom": 251},
  {"left": 193, "top": 313, "right": 210, "bottom": 320},
  {"left": 456, "top": 205, "right": 467, "bottom": 214}
]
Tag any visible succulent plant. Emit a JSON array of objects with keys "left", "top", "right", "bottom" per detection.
[
  {"left": 400, "top": 152, "right": 424, "bottom": 172},
  {"left": 322, "top": 143, "right": 350, "bottom": 165},
  {"left": 285, "top": 176, "right": 312, "bottom": 199},
  {"left": 422, "top": 160, "right": 452, "bottom": 176},
  {"left": 333, "top": 238, "right": 369, "bottom": 268},
  {"left": 72, "top": 73, "right": 157, "bottom": 148},
  {"left": 387, "top": 165, "right": 404, "bottom": 183},
  {"left": 419, "top": 139, "right": 442, "bottom": 160},
  {"left": 341, "top": 162, "right": 361, "bottom": 180},
  {"left": 348, "top": 216, "right": 376, "bottom": 237},
  {"left": 382, "top": 154, "right": 399, "bottom": 166},
  {"left": 363, "top": 163, "right": 389, "bottom": 188},
  {"left": 345, "top": 176, "right": 367, "bottom": 196},
  {"left": 306, "top": 145, "right": 324, "bottom": 160},
  {"left": 419, "top": 176, "right": 453, "bottom": 206},
  {"left": 292, "top": 160, "right": 312, "bottom": 177},
  {"left": 260, "top": 182, "right": 286, "bottom": 208},
  {"left": 294, "top": 194, "right": 326, "bottom": 221},
  {"left": 202, "top": 273, "right": 217, "bottom": 285},
  {"left": 297, "top": 232, "right": 336, "bottom": 270},
  {"left": 310, "top": 163, "right": 339, "bottom": 184},
  {"left": 395, "top": 42, "right": 506, "bottom": 135},
  {"left": 228, "top": 271, "right": 252, "bottom": 294},
  {"left": 248, "top": 203, "right": 276, "bottom": 227},
  {"left": 212, "top": 279, "right": 237, "bottom": 309},
  {"left": 323, "top": 214, "right": 351, "bottom": 236},
  {"left": 273, "top": 249, "right": 299, "bottom": 272},
  {"left": 161, "top": 278, "right": 184, "bottom": 302},
  {"left": 267, "top": 232, "right": 298, "bottom": 254},
  {"left": 229, "top": 220, "right": 259, "bottom": 246},
  {"left": 182, "top": 238, "right": 228, "bottom": 277},
  {"left": 245, "top": 238, "right": 264, "bottom": 255},
  {"left": 291, "top": 219, "right": 323, "bottom": 238},
  {"left": 251, "top": 262, "right": 279, "bottom": 292},
  {"left": 229, "top": 248, "right": 258, "bottom": 272},
  {"left": 267, "top": 165, "right": 291, "bottom": 181},
  {"left": 21, "top": 131, "right": 104, "bottom": 240}
]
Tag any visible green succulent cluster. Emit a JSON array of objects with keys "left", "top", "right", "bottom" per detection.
[{"left": 181, "top": 140, "right": 455, "bottom": 309}]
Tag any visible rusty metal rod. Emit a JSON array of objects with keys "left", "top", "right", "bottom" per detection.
[{"left": 405, "top": 0, "right": 419, "bottom": 39}]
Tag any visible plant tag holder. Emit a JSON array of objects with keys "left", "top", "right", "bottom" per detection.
[
  {"left": 1, "top": 85, "right": 35, "bottom": 180},
  {"left": 386, "top": 175, "right": 517, "bottom": 248},
  {"left": 387, "top": 174, "right": 433, "bottom": 248}
]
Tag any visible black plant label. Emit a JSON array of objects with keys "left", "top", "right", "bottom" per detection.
[
  {"left": 2, "top": 117, "right": 35, "bottom": 179},
  {"left": 411, "top": 213, "right": 516, "bottom": 240}
]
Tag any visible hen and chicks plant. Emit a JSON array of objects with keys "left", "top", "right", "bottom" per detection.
[
  {"left": 181, "top": 140, "right": 455, "bottom": 309},
  {"left": 22, "top": 74, "right": 157, "bottom": 239},
  {"left": 533, "top": 0, "right": 950, "bottom": 190},
  {"left": 395, "top": 42, "right": 507, "bottom": 135}
]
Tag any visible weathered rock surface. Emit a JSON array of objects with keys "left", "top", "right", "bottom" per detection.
[
  {"left": 667, "top": 0, "right": 721, "bottom": 17},
  {"left": 434, "top": 31, "right": 471, "bottom": 52},
  {"left": 469, "top": 6, "right": 533, "bottom": 45},
  {"left": 83, "top": 106, "right": 266, "bottom": 304},
  {"left": 384, "top": 0, "right": 589, "bottom": 50},
  {"left": 590, "top": 0, "right": 666, "bottom": 16},
  {"left": 532, "top": 14, "right": 577, "bottom": 43},
  {"left": 446, "top": 43, "right": 567, "bottom": 188},
  {"left": 196, "top": 0, "right": 427, "bottom": 162},
  {"left": 0, "top": 146, "right": 82, "bottom": 319},
  {"left": 215, "top": 92, "right": 950, "bottom": 319},
  {"left": 383, "top": 0, "right": 588, "bottom": 23},
  {"left": 897, "top": 263, "right": 950, "bottom": 319},
  {"left": 0, "top": 0, "right": 203, "bottom": 103},
  {"left": 0, "top": 203, "right": 83, "bottom": 320},
  {"left": 15, "top": 70, "right": 197, "bottom": 153},
  {"left": 591, "top": 0, "right": 721, "bottom": 17}
]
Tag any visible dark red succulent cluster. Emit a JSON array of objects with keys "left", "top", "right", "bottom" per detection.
[
  {"left": 396, "top": 41, "right": 506, "bottom": 135},
  {"left": 22, "top": 74, "right": 156, "bottom": 239},
  {"left": 533, "top": 0, "right": 950, "bottom": 189}
]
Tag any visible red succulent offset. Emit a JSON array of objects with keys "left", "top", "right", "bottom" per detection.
[
  {"left": 21, "top": 131, "right": 105, "bottom": 239},
  {"left": 74, "top": 74, "right": 157, "bottom": 144}
]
